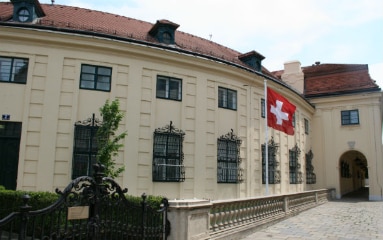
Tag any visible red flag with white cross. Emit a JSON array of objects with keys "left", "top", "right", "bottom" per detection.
[{"left": 267, "top": 87, "right": 296, "bottom": 135}]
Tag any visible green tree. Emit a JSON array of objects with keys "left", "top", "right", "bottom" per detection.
[{"left": 97, "top": 99, "right": 127, "bottom": 178}]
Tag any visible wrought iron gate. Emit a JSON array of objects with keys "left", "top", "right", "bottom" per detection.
[{"left": 0, "top": 163, "right": 170, "bottom": 239}]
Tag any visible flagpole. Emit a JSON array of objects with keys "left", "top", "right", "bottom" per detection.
[{"left": 264, "top": 79, "right": 269, "bottom": 196}]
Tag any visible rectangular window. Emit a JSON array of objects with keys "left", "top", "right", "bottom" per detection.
[
  {"left": 218, "top": 87, "right": 237, "bottom": 110},
  {"left": 72, "top": 124, "right": 99, "bottom": 179},
  {"left": 0, "top": 56, "right": 28, "bottom": 84},
  {"left": 80, "top": 64, "right": 112, "bottom": 91},
  {"left": 217, "top": 132, "right": 242, "bottom": 183},
  {"left": 304, "top": 118, "right": 309, "bottom": 134},
  {"left": 341, "top": 110, "right": 359, "bottom": 125},
  {"left": 156, "top": 75, "right": 182, "bottom": 100},
  {"left": 153, "top": 122, "right": 185, "bottom": 182},
  {"left": 292, "top": 113, "right": 296, "bottom": 127},
  {"left": 261, "top": 98, "right": 265, "bottom": 118}
]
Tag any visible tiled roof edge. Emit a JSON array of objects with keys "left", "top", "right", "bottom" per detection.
[{"left": 305, "top": 87, "right": 381, "bottom": 98}]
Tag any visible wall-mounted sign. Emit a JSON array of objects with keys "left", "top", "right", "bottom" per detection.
[{"left": 2, "top": 114, "right": 10, "bottom": 120}]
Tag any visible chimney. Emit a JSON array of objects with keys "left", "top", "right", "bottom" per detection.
[{"left": 281, "top": 60, "right": 304, "bottom": 94}]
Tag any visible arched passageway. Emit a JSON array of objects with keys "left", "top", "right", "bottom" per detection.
[{"left": 339, "top": 150, "right": 369, "bottom": 200}]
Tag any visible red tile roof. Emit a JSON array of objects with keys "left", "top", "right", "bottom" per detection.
[
  {"left": 0, "top": 2, "right": 276, "bottom": 78},
  {"left": 0, "top": 2, "right": 13, "bottom": 21},
  {"left": 273, "top": 63, "right": 380, "bottom": 97}
]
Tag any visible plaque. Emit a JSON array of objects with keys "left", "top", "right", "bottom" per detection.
[{"left": 67, "top": 206, "right": 89, "bottom": 220}]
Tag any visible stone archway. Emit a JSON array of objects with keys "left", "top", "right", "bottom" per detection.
[{"left": 339, "top": 150, "right": 368, "bottom": 198}]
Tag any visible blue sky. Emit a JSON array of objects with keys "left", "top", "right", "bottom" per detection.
[{"left": 4, "top": 0, "right": 383, "bottom": 87}]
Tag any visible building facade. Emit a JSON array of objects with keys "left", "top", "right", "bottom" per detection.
[{"left": 0, "top": 0, "right": 382, "bottom": 200}]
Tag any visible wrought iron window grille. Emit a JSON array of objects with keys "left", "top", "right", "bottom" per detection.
[
  {"left": 153, "top": 121, "right": 185, "bottom": 182},
  {"left": 289, "top": 143, "right": 303, "bottom": 184},
  {"left": 217, "top": 129, "right": 243, "bottom": 183},
  {"left": 262, "top": 137, "right": 280, "bottom": 184},
  {"left": 305, "top": 149, "right": 316, "bottom": 184},
  {"left": 72, "top": 114, "right": 102, "bottom": 179}
]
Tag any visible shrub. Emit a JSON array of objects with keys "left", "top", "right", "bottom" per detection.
[{"left": 0, "top": 188, "right": 164, "bottom": 218}]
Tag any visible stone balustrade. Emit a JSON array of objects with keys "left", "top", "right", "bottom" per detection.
[{"left": 167, "top": 189, "right": 335, "bottom": 240}]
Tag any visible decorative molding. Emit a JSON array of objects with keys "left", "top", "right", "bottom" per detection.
[
  {"left": 75, "top": 114, "right": 102, "bottom": 127},
  {"left": 218, "top": 129, "right": 241, "bottom": 143},
  {"left": 347, "top": 141, "right": 355, "bottom": 149},
  {"left": 154, "top": 121, "right": 185, "bottom": 136}
]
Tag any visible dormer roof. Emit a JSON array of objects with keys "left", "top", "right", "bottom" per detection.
[
  {"left": 238, "top": 50, "right": 265, "bottom": 72},
  {"left": 149, "top": 19, "right": 179, "bottom": 45},
  {"left": 10, "top": 0, "right": 45, "bottom": 22}
]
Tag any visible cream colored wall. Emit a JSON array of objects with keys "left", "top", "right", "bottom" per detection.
[
  {"left": 310, "top": 93, "right": 383, "bottom": 200},
  {"left": 1, "top": 26, "right": 318, "bottom": 200}
]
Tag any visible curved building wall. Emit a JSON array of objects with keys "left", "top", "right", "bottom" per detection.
[{"left": 1, "top": 26, "right": 315, "bottom": 200}]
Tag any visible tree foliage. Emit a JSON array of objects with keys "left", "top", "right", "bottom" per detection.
[{"left": 97, "top": 99, "right": 127, "bottom": 178}]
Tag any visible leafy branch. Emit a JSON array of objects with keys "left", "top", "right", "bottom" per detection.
[{"left": 97, "top": 99, "right": 127, "bottom": 178}]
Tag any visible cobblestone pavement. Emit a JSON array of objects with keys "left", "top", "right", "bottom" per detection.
[{"left": 241, "top": 191, "right": 383, "bottom": 240}]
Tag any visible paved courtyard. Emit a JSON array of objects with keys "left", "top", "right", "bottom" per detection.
[{"left": 242, "top": 189, "right": 383, "bottom": 240}]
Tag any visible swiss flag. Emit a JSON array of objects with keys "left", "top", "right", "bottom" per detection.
[{"left": 267, "top": 87, "right": 296, "bottom": 135}]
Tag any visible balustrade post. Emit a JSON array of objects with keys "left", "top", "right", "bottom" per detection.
[
  {"left": 245, "top": 201, "right": 250, "bottom": 222},
  {"left": 232, "top": 202, "right": 238, "bottom": 226},
  {"left": 283, "top": 196, "right": 289, "bottom": 214},
  {"left": 167, "top": 199, "right": 211, "bottom": 240},
  {"left": 217, "top": 205, "right": 225, "bottom": 230},
  {"left": 18, "top": 194, "right": 32, "bottom": 240},
  {"left": 237, "top": 202, "right": 244, "bottom": 224},
  {"left": 250, "top": 200, "right": 256, "bottom": 222},
  {"left": 228, "top": 203, "right": 234, "bottom": 227},
  {"left": 211, "top": 206, "right": 219, "bottom": 231},
  {"left": 219, "top": 205, "right": 226, "bottom": 230}
]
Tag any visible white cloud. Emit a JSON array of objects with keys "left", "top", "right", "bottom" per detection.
[
  {"left": 3, "top": 0, "right": 382, "bottom": 75},
  {"left": 369, "top": 63, "right": 383, "bottom": 88}
]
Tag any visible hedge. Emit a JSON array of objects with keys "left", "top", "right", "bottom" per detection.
[{"left": 0, "top": 186, "right": 165, "bottom": 219}]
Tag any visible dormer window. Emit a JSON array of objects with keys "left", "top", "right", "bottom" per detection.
[
  {"left": 162, "top": 32, "right": 172, "bottom": 44},
  {"left": 11, "top": 0, "right": 45, "bottom": 23},
  {"left": 17, "top": 8, "right": 30, "bottom": 22},
  {"left": 149, "top": 20, "right": 179, "bottom": 45}
]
